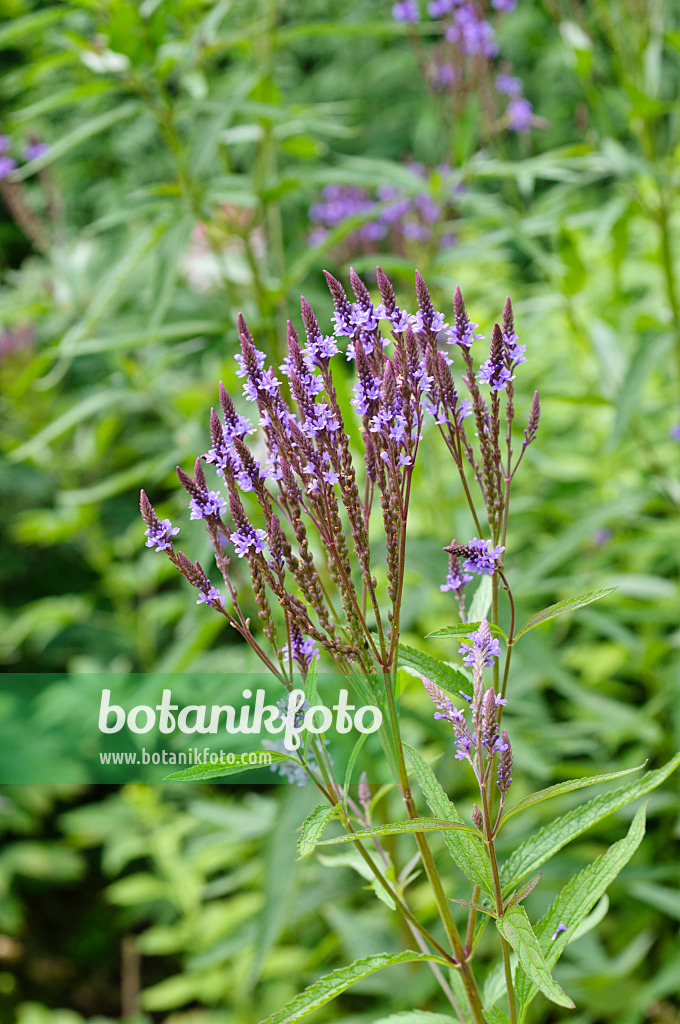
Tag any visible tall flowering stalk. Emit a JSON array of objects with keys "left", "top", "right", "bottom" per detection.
[{"left": 140, "top": 269, "right": 672, "bottom": 1024}]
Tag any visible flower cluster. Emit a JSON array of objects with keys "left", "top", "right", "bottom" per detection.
[
  {"left": 141, "top": 269, "right": 538, "bottom": 689},
  {"left": 422, "top": 620, "right": 512, "bottom": 792},
  {"left": 308, "top": 166, "right": 458, "bottom": 259},
  {"left": 391, "top": 1, "right": 534, "bottom": 133}
]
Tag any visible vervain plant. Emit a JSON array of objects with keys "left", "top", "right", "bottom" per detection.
[{"left": 140, "top": 268, "right": 679, "bottom": 1024}]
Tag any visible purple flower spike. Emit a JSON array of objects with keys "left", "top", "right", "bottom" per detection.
[
  {"left": 458, "top": 619, "right": 502, "bottom": 669},
  {"left": 231, "top": 524, "right": 267, "bottom": 558},
  {"left": 189, "top": 489, "right": 227, "bottom": 520},
  {"left": 452, "top": 537, "right": 505, "bottom": 576},
  {"left": 144, "top": 517, "right": 180, "bottom": 552}
]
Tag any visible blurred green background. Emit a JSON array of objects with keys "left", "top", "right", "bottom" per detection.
[{"left": 1, "top": 1, "right": 679, "bottom": 1023}]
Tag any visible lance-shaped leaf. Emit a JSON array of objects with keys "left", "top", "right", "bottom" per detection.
[
  {"left": 504, "top": 874, "right": 542, "bottom": 911},
  {"left": 256, "top": 951, "right": 448, "bottom": 1024},
  {"left": 426, "top": 622, "right": 508, "bottom": 642},
  {"left": 500, "top": 752, "right": 680, "bottom": 888},
  {"left": 312, "top": 817, "right": 482, "bottom": 846},
  {"left": 297, "top": 804, "right": 338, "bottom": 859},
  {"left": 514, "top": 588, "right": 617, "bottom": 641},
  {"left": 404, "top": 743, "right": 495, "bottom": 893},
  {"left": 164, "top": 750, "right": 300, "bottom": 782},
  {"left": 496, "top": 906, "right": 574, "bottom": 1009},
  {"left": 399, "top": 644, "right": 471, "bottom": 700},
  {"left": 498, "top": 763, "right": 645, "bottom": 828},
  {"left": 514, "top": 804, "right": 647, "bottom": 1012}
]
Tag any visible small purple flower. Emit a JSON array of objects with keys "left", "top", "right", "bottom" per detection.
[
  {"left": 441, "top": 568, "right": 473, "bottom": 592},
  {"left": 495, "top": 73, "right": 522, "bottom": 97},
  {"left": 551, "top": 923, "right": 567, "bottom": 941},
  {"left": 507, "top": 97, "right": 533, "bottom": 132},
  {"left": 421, "top": 676, "right": 466, "bottom": 723},
  {"left": 197, "top": 585, "right": 224, "bottom": 607},
  {"left": 478, "top": 357, "right": 513, "bottom": 391},
  {"left": 671, "top": 424, "right": 680, "bottom": 442},
  {"left": 0, "top": 155, "right": 17, "bottom": 180},
  {"left": 281, "top": 634, "right": 319, "bottom": 669},
  {"left": 144, "top": 518, "right": 179, "bottom": 552},
  {"left": 22, "top": 141, "right": 49, "bottom": 161},
  {"left": 393, "top": 0, "right": 420, "bottom": 22},
  {"left": 428, "top": 0, "right": 455, "bottom": 15},
  {"left": 189, "top": 489, "right": 227, "bottom": 520},
  {"left": 492, "top": 0, "right": 517, "bottom": 9},
  {"left": 458, "top": 618, "right": 502, "bottom": 669},
  {"left": 461, "top": 537, "right": 505, "bottom": 576},
  {"left": 230, "top": 524, "right": 267, "bottom": 557}
]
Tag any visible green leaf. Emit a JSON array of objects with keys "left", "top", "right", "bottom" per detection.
[
  {"left": 313, "top": 817, "right": 481, "bottom": 846},
  {"left": 514, "top": 588, "right": 617, "bottom": 640},
  {"left": 404, "top": 744, "right": 494, "bottom": 893},
  {"left": 504, "top": 874, "right": 542, "bottom": 911},
  {"left": 256, "top": 951, "right": 448, "bottom": 1024},
  {"left": 426, "top": 622, "right": 508, "bottom": 642},
  {"left": 0, "top": 7, "right": 65, "bottom": 46},
  {"left": 514, "top": 805, "right": 647, "bottom": 1013},
  {"left": 500, "top": 753, "right": 679, "bottom": 889},
  {"left": 297, "top": 804, "right": 337, "bottom": 859},
  {"left": 164, "top": 751, "right": 299, "bottom": 782},
  {"left": 498, "top": 763, "right": 645, "bottom": 827},
  {"left": 496, "top": 906, "right": 574, "bottom": 1009},
  {"left": 12, "top": 103, "right": 140, "bottom": 181},
  {"left": 469, "top": 575, "right": 492, "bottom": 622},
  {"left": 399, "top": 645, "right": 471, "bottom": 700},
  {"left": 485, "top": 1009, "right": 510, "bottom": 1024},
  {"left": 449, "top": 898, "right": 497, "bottom": 917},
  {"left": 343, "top": 730, "right": 369, "bottom": 795}
]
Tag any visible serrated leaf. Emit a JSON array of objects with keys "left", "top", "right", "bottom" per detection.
[
  {"left": 448, "top": 898, "right": 497, "bottom": 917},
  {"left": 514, "top": 805, "right": 647, "bottom": 1013},
  {"left": 312, "top": 817, "right": 481, "bottom": 846},
  {"left": 297, "top": 804, "right": 337, "bottom": 859},
  {"left": 499, "top": 763, "right": 645, "bottom": 827},
  {"left": 504, "top": 874, "right": 542, "bottom": 910},
  {"left": 496, "top": 906, "right": 574, "bottom": 1009},
  {"left": 164, "top": 751, "right": 298, "bottom": 782},
  {"left": 500, "top": 753, "right": 680, "bottom": 888},
  {"left": 426, "top": 622, "right": 508, "bottom": 642},
  {"left": 485, "top": 1009, "right": 510, "bottom": 1024},
  {"left": 399, "top": 645, "right": 471, "bottom": 700},
  {"left": 514, "top": 588, "right": 617, "bottom": 640},
  {"left": 256, "top": 951, "right": 447, "bottom": 1024},
  {"left": 404, "top": 744, "right": 494, "bottom": 893}
]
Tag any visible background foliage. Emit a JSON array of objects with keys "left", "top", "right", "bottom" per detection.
[{"left": 1, "top": 1, "right": 679, "bottom": 1023}]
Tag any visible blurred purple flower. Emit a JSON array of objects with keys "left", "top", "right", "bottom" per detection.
[
  {"left": 22, "top": 140, "right": 49, "bottom": 161},
  {"left": 393, "top": 0, "right": 420, "bottom": 22},
  {"left": 507, "top": 97, "right": 533, "bottom": 132},
  {"left": 495, "top": 73, "right": 522, "bottom": 96},
  {"left": 0, "top": 155, "right": 17, "bottom": 179}
]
